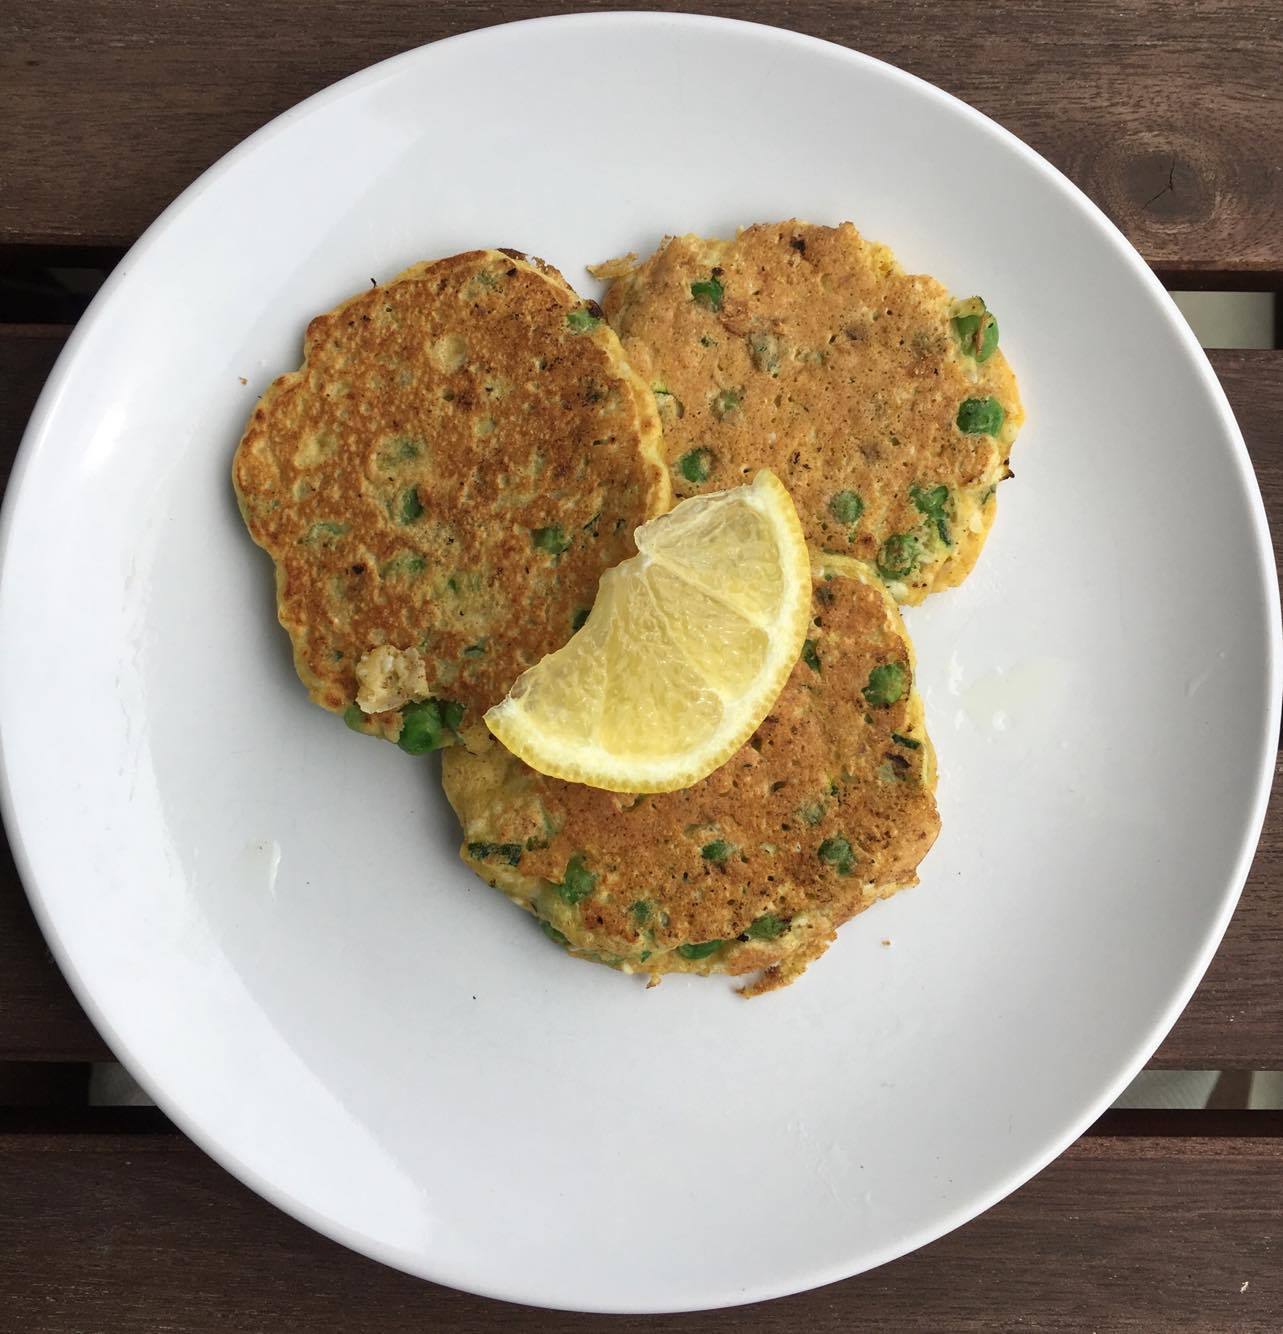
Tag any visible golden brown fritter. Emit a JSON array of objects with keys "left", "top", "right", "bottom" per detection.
[
  {"left": 600, "top": 221, "right": 1023, "bottom": 604},
  {"left": 442, "top": 555, "right": 940, "bottom": 995},
  {"left": 233, "top": 250, "right": 670, "bottom": 748}
]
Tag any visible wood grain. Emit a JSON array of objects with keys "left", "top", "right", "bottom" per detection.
[
  {"left": 1154, "top": 351, "right": 1283, "bottom": 1068},
  {"left": 0, "top": 1127, "right": 1278, "bottom": 1329},
  {"left": 0, "top": 324, "right": 63, "bottom": 479},
  {"left": 2, "top": 1, "right": 1282, "bottom": 281},
  {"left": 0, "top": 327, "right": 112, "bottom": 1060},
  {"left": 0, "top": 843, "right": 110, "bottom": 1063},
  {"left": 0, "top": 330, "right": 1279, "bottom": 1065}
]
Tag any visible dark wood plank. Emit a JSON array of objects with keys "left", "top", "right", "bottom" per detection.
[
  {"left": 0, "top": 331, "right": 1280, "bottom": 1064},
  {"left": 1155, "top": 351, "right": 1283, "bottom": 1065},
  {"left": 1154, "top": 353, "right": 1283, "bottom": 1067},
  {"left": 0, "top": 838, "right": 110, "bottom": 1062},
  {"left": 0, "top": 1127, "right": 1279, "bottom": 1329},
  {"left": 0, "top": 327, "right": 111, "bottom": 1061},
  {"left": 0, "top": 324, "right": 64, "bottom": 483},
  {"left": 2, "top": 1, "right": 1282, "bottom": 281},
  {"left": 0, "top": 1062, "right": 88, "bottom": 1109}
]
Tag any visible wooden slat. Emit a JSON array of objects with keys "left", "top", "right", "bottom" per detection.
[
  {"left": 0, "top": 324, "right": 64, "bottom": 481},
  {"left": 0, "top": 332, "right": 1280, "bottom": 1065},
  {"left": 1, "top": 1, "right": 1282, "bottom": 281},
  {"left": 0, "top": 327, "right": 110, "bottom": 1061},
  {"left": 0, "top": 837, "right": 110, "bottom": 1063},
  {"left": 0, "top": 1126, "right": 1278, "bottom": 1329},
  {"left": 1211, "top": 351, "right": 1283, "bottom": 574},
  {"left": 1156, "top": 352, "right": 1283, "bottom": 1066}
]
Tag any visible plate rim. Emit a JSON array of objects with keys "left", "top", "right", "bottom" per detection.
[{"left": 1, "top": 9, "right": 1279, "bottom": 1314}]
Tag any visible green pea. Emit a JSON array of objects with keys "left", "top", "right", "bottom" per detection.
[
  {"left": 977, "top": 315, "right": 999, "bottom": 361},
  {"left": 343, "top": 704, "right": 368, "bottom": 733},
  {"left": 829, "top": 490, "right": 864, "bottom": 526},
  {"left": 565, "top": 307, "right": 601, "bottom": 333},
  {"left": 380, "top": 552, "right": 426, "bottom": 578},
  {"left": 467, "top": 842, "right": 523, "bottom": 867},
  {"left": 701, "top": 839, "right": 733, "bottom": 863},
  {"left": 801, "top": 639, "right": 821, "bottom": 673},
  {"left": 540, "top": 919, "right": 569, "bottom": 947},
  {"left": 690, "top": 274, "right": 724, "bottom": 312},
  {"left": 397, "top": 699, "right": 446, "bottom": 754},
  {"left": 746, "top": 914, "right": 786, "bottom": 940},
  {"left": 677, "top": 940, "right": 725, "bottom": 960},
  {"left": 877, "top": 532, "right": 919, "bottom": 581},
  {"left": 653, "top": 386, "right": 685, "bottom": 420},
  {"left": 910, "top": 483, "right": 948, "bottom": 515},
  {"left": 952, "top": 298, "right": 999, "bottom": 362},
  {"left": 571, "top": 607, "right": 590, "bottom": 631},
  {"left": 711, "top": 387, "right": 742, "bottom": 419},
  {"left": 631, "top": 900, "right": 652, "bottom": 925},
  {"left": 678, "top": 448, "right": 714, "bottom": 484},
  {"left": 953, "top": 313, "right": 979, "bottom": 345},
  {"left": 891, "top": 732, "right": 921, "bottom": 750},
  {"left": 299, "top": 521, "right": 349, "bottom": 545},
  {"left": 396, "top": 697, "right": 464, "bottom": 754},
  {"left": 377, "top": 437, "right": 422, "bottom": 469},
  {"left": 818, "top": 835, "right": 856, "bottom": 876},
  {"left": 956, "top": 396, "right": 1005, "bottom": 436},
  {"left": 556, "top": 854, "right": 597, "bottom": 905},
  {"left": 863, "top": 662, "right": 906, "bottom": 707},
  {"left": 910, "top": 483, "right": 952, "bottom": 546},
  {"left": 532, "top": 524, "right": 570, "bottom": 558},
  {"left": 398, "top": 487, "right": 423, "bottom": 524}
]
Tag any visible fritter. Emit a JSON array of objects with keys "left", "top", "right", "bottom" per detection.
[
  {"left": 443, "top": 554, "right": 940, "bottom": 994},
  {"left": 233, "top": 249, "right": 670, "bottom": 750},
  {"left": 599, "top": 220, "right": 1023, "bottom": 604}
]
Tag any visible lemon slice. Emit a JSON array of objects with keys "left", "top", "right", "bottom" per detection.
[{"left": 484, "top": 470, "right": 811, "bottom": 792}]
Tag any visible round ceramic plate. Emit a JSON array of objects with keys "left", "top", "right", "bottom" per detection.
[{"left": 1, "top": 12, "right": 1277, "bottom": 1314}]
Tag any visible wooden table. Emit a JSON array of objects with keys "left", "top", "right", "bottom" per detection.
[{"left": 3, "top": 3, "right": 1281, "bottom": 1328}]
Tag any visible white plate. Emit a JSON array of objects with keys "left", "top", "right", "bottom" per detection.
[{"left": 1, "top": 12, "right": 1278, "bottom": 1314}]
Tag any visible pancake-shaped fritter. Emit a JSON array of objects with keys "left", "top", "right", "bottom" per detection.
[
  {"left": 234, "top": 250, "right": 670, "bottom": 749},
  {"left": 442, "top": 554, "right": 940, "bottom": 995},
  {"left": 599, "top": 221, "right": 1024, "bottom": 604}
]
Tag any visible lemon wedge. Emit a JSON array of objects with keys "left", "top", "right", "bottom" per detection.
[{"left": 484, "top": 470, "right": 811, "bottom": 792}]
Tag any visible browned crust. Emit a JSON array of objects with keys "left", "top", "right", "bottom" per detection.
[
  {"left": 603, "top": 220, "right": 1024, "bottom": 604},
  {"left": 443, "top": 555, "right": 940, "bottom": 994},
  {"left": 232, "top": 250, "right": 669, "bottom": 736}
]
